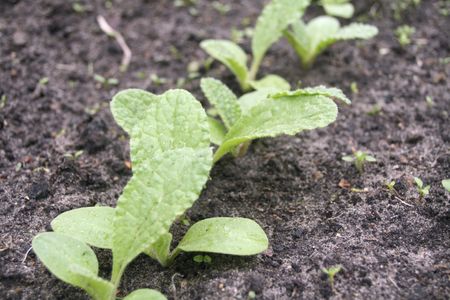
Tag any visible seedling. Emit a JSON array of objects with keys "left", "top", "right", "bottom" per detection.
[
  {"left": 319, "top": 0, "right": 354, "bottom": 18},
  {"left": 63, "top": 150, "right": 84, "bottom": 160},
  {"left": 201, "top": 78, "right": 351, "bottom": 162},
  {"left": 322, "top": 265, "right": 342, "bottom": 292},
  {"left": 201, "top": 0, "right": 310, "bottom": 90},
  {"left": 94, "top": 74, "right": 119, "bottom": 88},
  {"left": 386, "top": 180, "right": 396, "bottom": 191},
  {"left": 33, "top": 89, "right": 268, "bottom": 300},
  {"left": 342, "top": 150, "right": 376, "bottom": 173},
  {"left": 149, "top": 73, "right": 167, "bottom": 86},
  {"left": 193, "top": 254, "right": 212, "bottom": 264},
  {"left": 442, "top": 179, "right": 450, "bottom": 192},
  {"left": 0, "top": 95, "right": 6, "bottom": 110},
  {"left": 414, "top": 177, "right": 430, "bottom": 199},
  {"left": 212, "top": 1, "right": 231, "bottom": 15},
  {"left": 284, "top": 16, "right": 378, "bottom": 69},
  {"left": 350, "top": 81, "right": 358, "bottom": 94},
  {"left": 395, "top": 25, "right": 415, "bottom": 46}
]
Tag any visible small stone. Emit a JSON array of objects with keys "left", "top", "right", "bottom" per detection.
[{"left": 13, "top": 31, "right": 28, "bottom": 47}]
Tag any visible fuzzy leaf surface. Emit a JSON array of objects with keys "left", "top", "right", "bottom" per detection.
[
  {"left": 252, "top": 0, "right": 310, "bottom": 63},
  {"left": 208, "top": 117, "right": 227, "bottom": 145},
  {"left": 249, "top": 74, "right": 291, "bottom": 91},
  {"left": 123, "top": 289, "right": 167, "bottom": 300},
  {"left": 273, "top": 86, "right": 351, "bottom": 104},
  {"left": 321, "top": 0, "right": 354, "bottom": 18},
  {"left": 200, "top": 40, "right": 248, "bottom": 87},
  {"left": 51, "top": 207, "right": 114, "bottom": 249},
  {"left": 214, "top": 94, "right": 338, "bottom": 162},
  {"left": 201, "top": 78, "right": 241, "bottom": 129},
  {"left": 177, "top": 217, "right": 268, "bottom": 255},
  {"left": 111, "top": 89, "right": 212, "bottom": 280},
  {"left": 239, "top": 88, "right": 280, "bottom": 114},
  {"left": 32, "top": 232, "right": 113, "bottom": 300}
]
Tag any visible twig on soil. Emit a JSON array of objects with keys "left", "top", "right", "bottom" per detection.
[
  {"left": 96, "top": 15, "right": 132, "bottom": 72},
  {"left": 170, "top": 273, "right": 183, "bottom": 300},
  {"left": 21, "top": 246, "right": 33, "bottom": 263},
  {"left": 394, "top": 195, "right": 414, "bottom": 207}
]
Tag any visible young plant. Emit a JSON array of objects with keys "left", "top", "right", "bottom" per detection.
[
  {"left": 395, "top": 25, "right": 415, "bottom": 46},
  {"left": 443, "top": 179, "right": 450, "bottom": 192},
  {"left": 201, "top": 77, "right": 351, "bottom": 162},
  {"left": 322, "top": 265, "right": 342, "bottom": 292},
  {"left": 33, "top": 89, "right": 269, "bottom": 300},
  {"left": 201, "top": 0, "right": 310, "bottom": 91},
  {"left": 414, "top": 177, "right": 430, "bottom": 199},
  {"left": 342, "top": 150, "right": 376, "bottom": 173},
  {"left": 319, "top": 0, "right": 354, "bottom": 19},
  {"left": 283, "top": 16, "right": 378, "bottom": 69}
]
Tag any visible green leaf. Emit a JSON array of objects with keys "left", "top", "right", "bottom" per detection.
[
  {"left": 285, "top": 16, "right": 378, "bottom": 68},
  {"left": 365, "top": 155, "right": 377, "bottom": 162},
  {"left": 111, "top": 89, "right": 211, "bottom": 172},
  {"left": 214, "top": 94, "right": 338, "bottom": 162},
  {"left": 177, "top": 217, "right": 268, "bottom": 255},
  {"left": 32, "top": 232, "right": 113, "bottom": 300},
  {"left": 322, "top": 1, "right": 355, "bottom": 18},
  {"left": 249, "top": 74, "right": 291, "bottom": 91},
  {"left": 111, "top": 89, "right": 212, "bottom": 281},
  {"left": 252, "top": 0, "right": 310, "bottom": 64},
  {"left": 208, "top": 117, "right": 227, "bottom": 146},
  {"left": 123, "top": 289, "right": 167, "bottom": 300},
  {"left": 273, "top": 86, "right": 351, "bottom": 104},
  {"left": 342, "top": 155, "right": 354, "bottom": 162},
  {"left": 414, "top": 177, "right": 423, "bottom": 188},
  {"left": 51, "top": 207, "right": 114, "bottom": 249},
  {"left": 144, "top": 233, "right": 173, "bottom": 267},
  {"left": 200, "top": 40, "right": 249, "bottom": 89},
  {"left": 201, "top": 78, "right": 241, "bottom": 129},
  {"left": 238, "top": 88, "right": 280, "bottom": 114},
  {"left": 442, "top": 179, "right": 450, "bottom": 192}
]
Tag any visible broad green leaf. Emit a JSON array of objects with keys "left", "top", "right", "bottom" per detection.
[
  {"left": 208, "top": 117, "right": 227, "bottom": 145},
  {"left": 200, "top": 40, "right": 249, "bottom": 88},
  {"left": 201, "top": 78, "right": 241, "bottom": 129},
  {"left": 123, "top": 289, "right": 167, "bottom": 300},
  {"left": 112, "top": 89, "right": 211, "bottom": 172},
  {"left": 239, "top": 88, "right": 279, "bottom": 114},
  {"left": 177, "top": 217, "right": 268, "bottom": 255},
  {"left": 273, "top": 86, "right": 351, "bottom": 104},
  {"left": 249, "top": 74, "right": 291, "bottom": 91},
  {"left": 111, "top": 89, "right": 212, "bottom": 281},
  {"left": 285, "top": 16, "right": 378, "bottom": 68},
  {"left": 214, "top": 94, "right": 338, "bottom": 162},
  {"left": 32, "top": 232, "right": 113, "bottom": 300},
  {"left": 443, "top": 179, "right": 450, "bottom": 192},
  {"left": 51, "top": 207, "right": 114, "bottom": 249},
  {"left": 252, "top": 0, "right": 310, "bottom": 64}
]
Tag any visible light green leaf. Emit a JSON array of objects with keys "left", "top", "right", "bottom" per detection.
[
  {"left": 365, "top": 155, "right": 377, "bottom": 162},
  {"left": 111, "top": 89, "right": 212, "bottom": 281},
  {"left": 443, "top": 179, "right": 450, "bottom": 192},
  {"left": 112, "top": 89, "right": 211, "bottom": 172},
  {"left": 273, "top": 86, "right": 351, "bottom": 104},
  {"left": 285, "top": 16, "right": 378, "bottom": 68},
  {"left": 177, "top": 217, "right": 268, "bottom": 255},
  {"left": 123, "top": 289, "right": 167, "bottom": 300},
  {"left": 51, "top": 207, "right": 114, "bottom": 249},
  {"left": 32, "top": 232, "right": 113, "bottom": 300},
  {"left": 208, "top": 117, "right": 227, "bottom": 146},
  {"left": 322, "top": 3, "right": 354, "bottom": 18},
  {"left": 239, "top": 88, "right": 279, "bottom": 114},
  {"left": 200, "top": 40, "right": 249, "bottom": 88},
  {"left": 249, "top": 74, "right": 291, "bottom": 91},
  {"left": 342, "top": 155, "right": 354, "bottom": 162},
  {"left": 252, "top": 0, "right": 310, "bottom": 64},
  {"left": 201, "top": 78, "right": 241, "bottom": 129},
  {"left": 214, "top": 94, "right": 338, "bottom": 162},
  {"left": 414, "top": 177, "right": 423, "bottom": 188},
  {"left": 144, "top": 233, "right": 173, "bottom": 267}
]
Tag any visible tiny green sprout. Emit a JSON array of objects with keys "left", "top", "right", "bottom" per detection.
[
  {"left": 442, "top": 179, "right": 450, "bottom": 192},
  {"left": 342, "top": 150, "right": 377, "bottom": 173},
  {"left": 248, "top": 290, "right": 257, "bottom": 300},
  {"left": 193, "top": 254, "right": 212, "bottom": 264},
  {"left": 414, "top": 177, "right": 430, "bottom": 199},
  {"left": 150, "top": 73, "right": 167, "bottom": 86},
  {"left": 187, "top": 60, "right": 201, "bottom": 79},
  {"left": 367, "top": 104, "right": 382, "bottom": 116},
  {"left": 212, "top": 1, "right": 231, "bottom": 15},
  {"left": 284, "top": 15, "right": 378, "bottom": 69},
  {"left": 395, "top": 25, "right": 415, "bottom": 46},
  {"left": 391, "top": 0, "right": 421, "bottom": 20},
  {"left": 15, "top": 162, "right": 22, "bottom": 172},
  {"left": 386, "top": 180, "right": 396, "bottom": 191},
  {"left": 350, "top": 81, "right": 358, "bottom": 94},
  {"left": 72, "top": 2, "right": 87, "bottom": 13},
  {"left": 134, "top": 71, "right": 147, "bottom": 80},
  {"left": 322, "top": 265, "right": 342, "bottom": 291},
  {"left": 319, "top": 0, "right": 355, "bottom": 19},
  {"left": 426, "top": 96, "right": 434, "bottom": 107},
  {"left": 64, "top": 150, "right": 84, "bottom": 160},
  {"left": 0, "top": 94, "right": 6, "bottom": 110},
  {"left": 39, "top": 77, "right": 49, "bottom": 86},
  {"left": 33, "top": 89, "right": 268, "bottom": 300},
  {"left": 201, "top": 0, "right": 310, "bottom": 91},
  {"left": 94, "top": 74, "right": 119, "bottom": 88},
  {"left": 201, "top": 78, "right": 351, "bottom": 162}
]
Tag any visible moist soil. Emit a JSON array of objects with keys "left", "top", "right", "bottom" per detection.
[{"left": 0, "top": 0, "right": 449, "bottom": 299}]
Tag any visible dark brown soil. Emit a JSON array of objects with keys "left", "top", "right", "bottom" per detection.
[{"left": 1, "top": 0, "right": 449, "bottom": 299}]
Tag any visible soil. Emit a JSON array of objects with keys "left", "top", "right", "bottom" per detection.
[{"left": 0, "top": 0, "right": 449, "bottom": 299}]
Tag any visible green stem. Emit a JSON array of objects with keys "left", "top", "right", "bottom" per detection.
[
  {"left": 164, "top": 247, "right": 182, "bottom": 267},
  {"left": 248, "top": 57, "right": 262, "bottom": 85}
]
